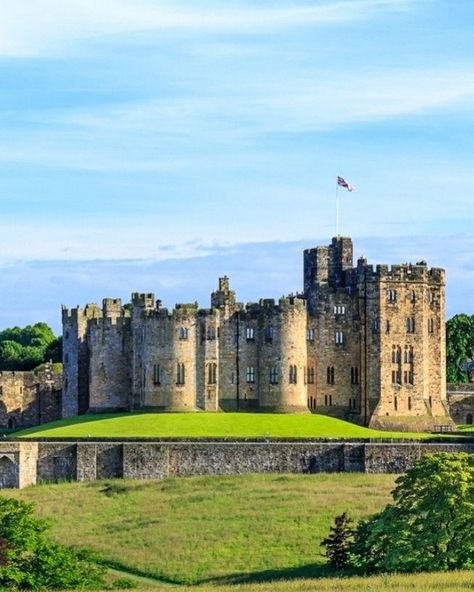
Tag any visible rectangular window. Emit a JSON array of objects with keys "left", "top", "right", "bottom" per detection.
[
  {"left": 153, "top": 364, "right": 161, "bottom": 385},
  {"left": 372, "top": 319, "right": 380, "bottom": 332},
  {"left": 246, "top": 366, "right": 255, "bottom": 383},
  {"left": 246, "top": 326, "right": 255, "bottom": 341},
  {"left": 177, "top": 363, "right": 185, "bottom": 385},
  {"left": 307, "top": 367, "right": 315, "bottom": 384},
  {"left": 334, "top": 305, "right": 346, "bottom": 315},
  {"left": 407, "top": 318, "right": 415, "bottom": 333},
  {"left": 208, "top": 363, "right": 217, "bottom": 385},
  {"left": 265, "top": 326, "right": 274, "bottom": 343},
  {"left": 428, "top": 318, "right": 434, "bottom": 333},
  {"left": 289, "top": 365, "right": 297, "bottom": 384},
  {"left": 335, "top": 331, "right": 344, "bottom": 344},
  {"left": 269, "top": 367, "right": 279, "bottom": 385},
  {"left": 179, "top": 327, "right": 188, "bottom": 340},
  {"left": 387, "top": 289, "right": 397, "bottom": 303},
  {"left": 306, "top": 328, "right": 314, "bottom": 342}
]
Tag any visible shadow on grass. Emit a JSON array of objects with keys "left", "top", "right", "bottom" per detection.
[{"left": 201, "top": 562, "right": 349, "bottom": 585}]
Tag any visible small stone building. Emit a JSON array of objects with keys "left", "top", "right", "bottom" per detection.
[
  {"left": 62, "top": 236, "right": 453, "bottom": 431},
  {"left": 0, "top": 369, "right": 62, "bottom": 430},
  {"left": 448, "top": 384, "right": 474, "bottom": 425}
]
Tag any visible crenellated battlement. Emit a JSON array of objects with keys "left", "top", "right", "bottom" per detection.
[{"left": 61, "top": 235, "right": 449, "bottom": 427}]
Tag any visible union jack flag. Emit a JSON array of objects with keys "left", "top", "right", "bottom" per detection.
[{"left": 337, "top": 176, "right": 355, "bottom": 192}]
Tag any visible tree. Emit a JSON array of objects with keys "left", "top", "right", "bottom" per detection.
[
  {"left": 0, "top": 497, "right": 105, "bottom": 589},
  {"left": 446, "top": 314, "right": 474, "bottom": 383},
  {"left": 0, "top": 323, "right": 59, "bottom": 371},
  {"left": 349, "top": 452, "right": 474, "bottom": 573},
  {"left": 321, "top": 512, "right": 354, "bottom": 569}
]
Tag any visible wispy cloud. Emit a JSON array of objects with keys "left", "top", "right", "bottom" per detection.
[{"left": 0, "top": 0, "right": 421, "bottom": 57}]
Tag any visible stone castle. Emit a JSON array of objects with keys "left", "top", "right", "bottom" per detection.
[{"left": 61, "top": 236, "right": 453, "bottom": 431}]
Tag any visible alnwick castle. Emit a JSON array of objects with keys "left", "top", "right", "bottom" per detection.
[
  {"left": 4, "top": 235, "right": 474, "bottom": 432},
  {"left": 57, "top": 236, "right": 455, "bottom": 432}
]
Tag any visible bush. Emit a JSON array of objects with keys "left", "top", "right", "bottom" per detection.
[
  {"left": 0, "top": 497, "right": 105, "bottom": 589},
  {"left": 348, "top": 452, "right": 474, "bottom": 573}
]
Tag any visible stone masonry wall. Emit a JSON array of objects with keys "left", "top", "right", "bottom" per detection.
[{"left": 2, "top": 439, "right": 473, "bottom": 488}]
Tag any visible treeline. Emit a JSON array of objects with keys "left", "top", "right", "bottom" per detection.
[
  {"left": 0, "top": 323, "right": 62, "bottom": 371},
  {"left": 446, "top": 314, "right": 474, "bottom": 383}
]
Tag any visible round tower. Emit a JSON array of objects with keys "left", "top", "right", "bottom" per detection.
[{"left": 259, "top": 297, "right": 309, "bottom": 413}]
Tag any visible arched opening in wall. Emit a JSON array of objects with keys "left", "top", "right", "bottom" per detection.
[
  {"left": 0, "top": 455, "right": 18, "bottom": 489},
  {"left": 467, "top": 414, "right": 473, "bottom": 425},
  {"left": 7, "top": 417, "right": 16, "bottom": 430}
]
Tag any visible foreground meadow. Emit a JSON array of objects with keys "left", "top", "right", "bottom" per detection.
[{"left": 6, "top": 473, "right": 472, "bottom": 590}]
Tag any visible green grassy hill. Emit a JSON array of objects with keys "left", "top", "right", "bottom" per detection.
[
  {"left": 13, "top": 411, "right": 447, "bottom": 439},
  {"left": 6, "top": 474, "right": 472, "bottom": 591}
]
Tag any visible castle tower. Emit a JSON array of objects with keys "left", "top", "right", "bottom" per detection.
[
  {"left": 62, "top": 303, "right": 101, "bottom": 417},
  {"left": 259, "top": 297, "right": 309, "bottom": 413}
]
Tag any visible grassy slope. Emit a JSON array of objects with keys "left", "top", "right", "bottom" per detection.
[
  {"left": 9, "top": 474, "right": 394, "bottom": 584},
  {"left": 7, "top": 474, "right": 472, "bottom": 592},
  {"left": 13, "top": 412, "right": 443, "bottom": 439}
]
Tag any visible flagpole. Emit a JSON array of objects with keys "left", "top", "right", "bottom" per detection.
[{"left": 335, "top": 180, "right": 339, "bottom": 237}]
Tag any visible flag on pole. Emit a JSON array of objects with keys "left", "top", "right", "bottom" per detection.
[{"left": 337, "top": 176, "right": 355, "bottom": 192}]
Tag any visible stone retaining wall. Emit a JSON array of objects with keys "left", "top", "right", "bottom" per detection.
[{"left": 1, "top": 439, "right": 473, "bottom": 488}]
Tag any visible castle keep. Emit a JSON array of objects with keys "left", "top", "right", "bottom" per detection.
[{"left": 62, "top": 237, "right": 452, "bottom": 430}]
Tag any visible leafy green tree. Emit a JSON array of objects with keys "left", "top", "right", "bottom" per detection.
[
  {"left": 321, "top": 512, "right": 354, "bottom": 569},
  {"left": 446, "top": 314, "right": 474, "bottom": 382},
  {"left": 44, "top": 336, "right": 63, "bottom": 364},
  {"left": 0, "top": 497, "right": 104, "bottom": 589},
  {"left": 349, "top": 452, "right": 474, "bottom": 573},
  {"left": 0, "top": 323, "right": 59, "bottom": 371}
]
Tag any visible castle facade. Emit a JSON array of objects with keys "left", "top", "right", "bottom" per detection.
[{"left": 62, "top": 237, "right": 452, "bottom": 430}]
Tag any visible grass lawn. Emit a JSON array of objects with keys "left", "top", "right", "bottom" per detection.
[
  {"left": 12, "top": 412, "right": 455, "bottom": 439},
  {"left": 6, "top": 474, "right": 472, "bottom": 591}
]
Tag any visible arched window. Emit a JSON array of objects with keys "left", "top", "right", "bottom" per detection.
[
  {"left": 406, "top": 318, "right": 415, "bottom": 334},
  {"left": 206, "top": 327, "right": 216, "bottom": 340},
  {"left": 179, "top": 327, "right": 188, "bottom": 340},
  {"left": 387, "top": 289, "right": 397, "bottom": 303}
]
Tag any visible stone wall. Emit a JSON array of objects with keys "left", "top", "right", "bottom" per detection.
[
  {"left": 448, "top": 384, "right": 474, "bottom": 425},
  {"left": 2, "top": 439, "right": 473, "bottom": 488},
  {"left": 0, "top": 371, "right": 62, "bottom": 429}
]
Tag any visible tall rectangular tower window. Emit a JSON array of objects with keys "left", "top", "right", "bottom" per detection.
[
  {"left": 246, "top": 366, "right": 255, "bottom": 383},
  {"left": 265, "top": 326, "right": 274, "bottom": 343},
  {"left": 327, "top": 366, "right": 335, "bottom": 385},
  {"left": 289, "top": 365, "right": 297, "bottom": 384},
  {"left": 428, "top": 318, "right": 434, "bottom": 333},
  {"left": 387, "top": 289, "right": 397, "bottom": 303},
  {"left": 207, "top": 363, "right": 217, "bottom": 384},
  {"left": 269, "top": 367, "right": 279, "bottom": 385},
  {"left": 306, "top": 328, "right": 314, "bottom": 342},
  {"left": 307, "top": 367, "right": 315, "bottom": 384},
  {"left": 246, "top": 327, "right": 255, "bottom": 341},
  {"left": 406, "top": 318, "right": 415, "bottom": 334},
  {"left": 153, "top": 364, "right": 161, "bottom": 385},
  {"left": 176, "top": 363, "right": 185, "bottom": 385},
  {"left": 335, "top": 331, "right": 344, "bottom": 344}
]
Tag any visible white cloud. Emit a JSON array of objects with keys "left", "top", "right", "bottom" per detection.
[{"left": 0, "top": 0, "right": 420, "bottom": 57}]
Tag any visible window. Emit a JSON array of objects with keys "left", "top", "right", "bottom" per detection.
[
  {"left": 179, "top": 327, "right": 188, "bottom": 340},
  {"left": 327, "top": 366, "right": 335, "bottom": 385},
  {"left": 387, "top": 289, "right": 397, "bottom": 303},
  {"left": 392, "top": 370, "right": 401, "bottom": 385},
  {"left": 372, "top": 319, "right": 380, "bottom": 332},
  {"left": 176, "top": 363, "right": 185, "bottom": 385},
  {"left": 428, "top": 318, "right": 434, "bottom": 333},
  {"left": 153, "top": 364, "right": 161, "bottom": 385},
  {"left": 231, "top": 372, "right": 235, "bottom": 385},
  {"left": 325, "top": 394, "right": 333, "bottom": 406},
  {"left": 394, "top": 396, "right": 398, "bottom": 411},
  {"left": 265, "top": 326, "right": 274, "bottom": 343},
  {"left": 335, "top": 331, "right": 344, "bottom": 345},
  {"left": 246, "top": 326, "right": 255, "bottom": 341},
  {"left": 385, "top": 320, "right": 391, "bottom": 334},
  {"left": 269, "top": 367, "right": 279, "bottom": 385},
  {"left": 429, "top": 290, "right": 435, "bottom": 304},
  {"left": 307, "top": 367, "right": 315, "bottom": 384},
  {"left": 406, "top": 318, "right": 415, "bottom": 334},
  {"left": 410, "top": 290, "right": 416, "bottom": 304},
  {"left": 334, "top": 305, "right": 345, "bottom": 315},
  {"left": 428, "top": 396, "right": 432, "bottom": 408},
  {"left": 246, "top": 366, "right": 255, "bottom": 384},
  {"left": 408, "top": 396, "right": 412, "bottom": 411},
  {"left": 206, "top": 327, "right": 216, "bottom": 340},
  {"left": 289, "top": 365, "right": 297, "bottom": 384},
  {"left": 207, "top": 363, "right": 217, "bottom": 385},
  {"left": 351, "top": 367, "right": 359, "bottom": 385},
  {"left": 306, "top": 328, "right": 315, "bottom": 342}
]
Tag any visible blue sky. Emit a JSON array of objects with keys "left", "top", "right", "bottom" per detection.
[{"left": 0, "top": 0, "right": 473, "bottom": 332}]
